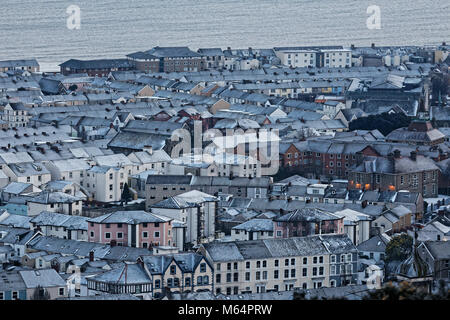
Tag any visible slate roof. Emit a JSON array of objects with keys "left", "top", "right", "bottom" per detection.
[
  {"left": 357, "top": 234, "right": 388, "bottom": 253},
  {"left": 89, "top": 263, "right": 151, "bottom": 285},
  {"left": 30, "top": 211, "right": 89, "bottom": 230},
  {"left": 274, "top": 208, "right": 341, "bottom": 222},
  {"left": 0, "top": 214, "right": 32, "bottom": 228},
  {"left": 202, "top": 234, "right": 356, "bottom": 262},
  {"left": 28, "top": 191, "right": 81, "bottom": 204},
  {"left": 145, "top": 46, "right": 202, "bottom": 58},
  {"left": 27, "top": 236, "right": 150, "bottom": 262},
  {"left": 421, "top": 241, "right": 450, "bottom": 260},
  {"left": 140, "top": 253, "right": 205, "bottom": 274},
  {"left": 59, "top": 59, "right": 133, "bottom": 70},
  {"left": 0, "top": 59, "right": 39, "bottom": 68},
  {"left": 232, "top": 219, "right": 273, "bottom": 232},
  {"left": 19, "top": 269, "right": 66, "bottom": 288},
  {"left": 146, "top": 175, "right": 193, "bottom": 185},
  {"left": 0, "top": 271, "right": 27, "bottom": 292},
  {"left": 2, "top": 182, "right": 33, "bottom": 195},
  {"left": 87, "top": 211, "right": 171, "bottom": 225},
  {"left": 151, "top": 190, "right": 217, "bottom": 209}
]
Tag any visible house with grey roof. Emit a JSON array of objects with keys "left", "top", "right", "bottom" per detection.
[
  {"left": 417, "top": 241, "right": 450, "bottom": 281},
  {"left": 0, "top": 271, "right": 27, "bottom": 300},
  {"left": 87, "top": 210, "right": 173, "bottom": 248},
  {"left": 19, "top": 268, "right": 68, "bottom": 299},
  {"left": 30, "top": 211, "right": 89, "bottom": 241},
  {"left": 356, "top": 234, "right": 390, "bottom": 263},
  {"left": 372, "top": 205, "right": 413, "bottom": 234},
  {"left": 348, "top": 150, "right": 440, "bottom": 198},
  {"left": 273, "top": 208, "right": 344, "bottom": 239},
  {"left": 231, "top": 218, "right": 274, "bottom": 241},
  {"left": 150, "top": 190, "right": 218, "bottom": 248},
  {"left": 137, "top": 252, "right": 213, "bottom": 298},
  {"left": 199, "top": 234, "right": 358, "bottom": 295},
  {"left": 27, "top": 190, "right": 83, "bottom": 216}
]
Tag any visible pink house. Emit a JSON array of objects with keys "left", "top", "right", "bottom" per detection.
[
  {"left": 273, "top": 208, "right": 344, "bottom": 238},
  {"left": 87, "top": 210, "right": 173, "bottom": 248}
]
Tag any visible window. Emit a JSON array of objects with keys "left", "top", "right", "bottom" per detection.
[
  {"left": 284, "top": 270, "right": 289, "bottom": 278},
  {"left": 226, "top": 273, "right": 232, "bottom": 283},
  {"left": 185, "top": 277, "right": 191, "bottom": 286},
  {"left": 256, "top": 271, "right": 261, "bottom": 280},
  {"left": 105, "top": 232, "right": 111, "bottom": 239},
  {"left": 319, "top": 267, "right": 324, "bottom": 275},
  {"left": 274, "top": 270, "right": 279, "bottom": 279},
  {"left": 245, "top": 272, "right": 250, "bottom": 281},
  {"left": 197, "top": 276, "right": 202, "bottom": 285},
  {"left": 291, "top": 269, "right": 296, "bottom": 277},
  {"left": 170, "top": 265, "right": 176, "bottom": 275},
  {"left": 12, "top": 291, "right": 18, "bottom": 299},
  {"left": 117, "top": 232, "right": 123, "bottom": 239},
  {"left": 302, "top": 268, "right": 307, "bottom": 277},
  {"left": 262, "top": 260, "right": 267, "bottom": 268},
  {"left": 59, "top": 288, "right": 64, "bottom": 296},
  {"left": 285, "top": 259, "right": 289, "bottom": 266},
  {"left": 155, "top": 280, "right": 161, "bottom": 289},
  {"left": 200, "top": 263, "right": 206, "bottom": 272},
  {"left": 319, "top": 256, "right": 323, "bottom": 264},
  {"left": 313, "top": 267, "right": 317, "bottom": 276},
  {"left": 257, "top": 261, "right": 261, "bottom": 268},
  {"left": 227, "top": 263, "right": 232, "bottom": 271},
  {"left": 246, "top": 261, "right": 250, "bottom": 269},
  {"left": 313, "top": 257, "right": 318, "bottom": 264},
  {"left": 303, "top": 257, "right": 307, "bottom": 264},
  {"left": 142, "top": 232, "right": 148, "bottom": 238},
  {"left": 291, "top": 258, "right": 295, "bottom": 266},
  {"left": 154, "top": 231, "right": 160, "bottom": 238},
  {"left": 216, "top": 263, "right": 221, "bottom": 271},
  {"left": 274, "top": 259, "right": 279, "bottom": 267},
  {"left": 331, "top": 265, "right": 336, "bottom": 275}
]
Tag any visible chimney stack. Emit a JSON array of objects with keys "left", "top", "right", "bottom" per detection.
[
  {"left": 371, "top": 43, "right": 375, "bottom": 49},
  {"left": 410, "top": 151, "right": 417, "bottom": 161},
  {"left": 143, "top": 145, "right": 153, "bottom": 155},
  {"left": 387, "top": 152, "right": 394, "bottom": 161},
  {"left": 393, "top": 149, "right": 401, "bottom": 159},
  {"left": 355, "top": 151, "right": 364, "bottom": 165},
  {"left": 89, "top": 251, "right": 94, "bottom": 262}
]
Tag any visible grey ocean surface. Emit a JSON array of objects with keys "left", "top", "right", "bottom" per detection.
[{"left": 0, "top": 0, "right": 449, "bottom": 71}]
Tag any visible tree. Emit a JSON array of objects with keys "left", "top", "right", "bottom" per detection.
[
  {"left": 349, "top": 112, "right": 411, "bottom": 136},
  {"left": 31, "top": 285, "right": 51, "bottom": 300},
  {"left": 121, "top": 183, "right": 132, "bottom": 205},
  {"left": 363, "top": 281, "right": 449, "bottom": 300},
  {"left": 385, "top": 234, "right": 413, "bottom": 262}
]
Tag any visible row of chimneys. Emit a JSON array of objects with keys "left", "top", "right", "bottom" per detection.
[{"left": 388, "top": 150, "right": 417, "bottom": 161}]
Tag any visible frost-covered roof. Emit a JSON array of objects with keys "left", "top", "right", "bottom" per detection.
[
  {"left": 88, "top": 211, "right": 171, "bottom": 225},
  {"left": 19, "top": 269, "right": 66, "bottom": 288},
  {"left": 232, "top": 219, "right": 273, "bottom": 232},
  {"left": 202, "top": 234, "right": 356, "bottom": 262},
  {"left": 30, "top": 211, "right": 89, "bottom": 230}
]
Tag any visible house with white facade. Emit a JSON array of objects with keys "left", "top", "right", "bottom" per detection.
[
  {"left": 29, "top": 211, "right": 89, "bottom": 241},
  {"left": 84, "top": 166, "right": 128, "bottom": 203},
  {"left": 149, "top": 190, "right": 218, "bottom": 247},
  {"left": 27, "top": 191, "right": 83, "bottom": 216}
]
